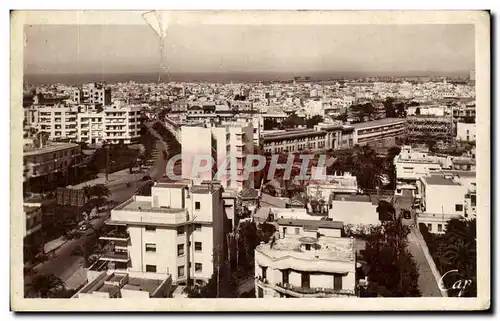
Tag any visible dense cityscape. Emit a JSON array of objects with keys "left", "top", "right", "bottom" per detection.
[{"left": 21, "top": 70, "right": 477, "bottom": 299}]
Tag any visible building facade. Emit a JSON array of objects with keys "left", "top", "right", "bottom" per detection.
[
  {"left": 103, "top": 105, "right": 142, "bottom": 145},
  {"left": 23, "top": 142, "right": 81, "bottom": 182},
  {"left": 91, "top": 181, "right": 228, "bottom": 286},
  {"left": 72, "top": 83, "right": 112, "bottom": 105},
  {"left": 180, "top": 122, "right": 254, "bottom": 192},
  {"left": 456, "top": 122, "right": 476, "bottom": 142},
  {"left": 23, "top": 204, "right": 43, "bottom": 265},
  {"left": 418, "top": 174, "right": 468, "bottom": 234},
  {"left": 351, "top": 118, "right": 407, "bottom": 146},
  {"left": 254, "top": 218, "right": 357, "bottom": 298}
]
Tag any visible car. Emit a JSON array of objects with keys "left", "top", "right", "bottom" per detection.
[{"left": 78, "top": 224, "right": 91, "bottom": 232}]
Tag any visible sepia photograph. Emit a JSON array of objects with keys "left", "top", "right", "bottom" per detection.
[{"left": 10, "top": 10, "right": 490, "bottom": 311}]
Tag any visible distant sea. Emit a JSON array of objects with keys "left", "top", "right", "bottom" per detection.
[{"left": 23, "top": 71, "right": 470, "bottom": 85}]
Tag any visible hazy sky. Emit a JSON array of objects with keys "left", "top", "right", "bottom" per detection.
[{"left": 24, "top": 24, "right": 475, "bottom": 75}]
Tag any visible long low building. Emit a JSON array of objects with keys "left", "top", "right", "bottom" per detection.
[
  {"left": 350, "top": 118, "right": 407, "bottom": 146},
  {"left": 261, "top": 118, "right": 405, "bottom": 153},
  {"left": 262, "top": 121, "right": 354, "bottom": 154}
]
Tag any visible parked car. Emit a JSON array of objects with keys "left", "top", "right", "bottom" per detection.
[{"left": 78, "top": 224, "right": 91, "bottom": 232}]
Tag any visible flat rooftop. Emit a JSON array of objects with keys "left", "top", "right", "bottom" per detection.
[
  {"left": 23, "top": 142, "right": 79, "bottom": 155},
  {"left": 117, "top": 199, "right": 186, "bottom": 214},
  {"left": 350, "top": 118, "right": 405, "bottom": 129},
  {"left": 257, "top": 235, "right": 355, "bottom": 262},
  {"left": 80, "top": 272, "right": 168, "bottom": 297},
  {"left": 424, "top": 175, "right": 461, "bottom": 186},
  {"left": 263, "top": 129, "right": 326, "bottom": 141},
  {"left": 276, "top": 218, "right": 343, "bottom": 231},
  {"left": 440, "top": 170, "right": 476, "bottom": 178}
]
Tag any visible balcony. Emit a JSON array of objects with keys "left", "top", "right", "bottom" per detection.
[
  {"left": 100, "top": 251, "right": 130, "bottom": 263},
  {"left": 273, "top": 282, "right": 355, "bottom": 298},
  {"left": 99, "top": 229, "right": 130, "bottom": 242}
]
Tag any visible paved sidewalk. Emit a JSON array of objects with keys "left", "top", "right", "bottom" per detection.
[{"left": 407, "top": 229, "right": 444, "bottom": 297}]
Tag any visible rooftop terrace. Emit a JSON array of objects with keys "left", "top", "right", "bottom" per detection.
[
  {"left": 23, "top": 142, "right": 80, "bottom": 155},
  {"left": 116, "top": 198, "right": 186, "bottom": 214},
  {"left": 257, "top": 235, "right": 355, "bottom": 263},
  {"left": 423, "top": 174, "right": 461, "bottom": 186}
]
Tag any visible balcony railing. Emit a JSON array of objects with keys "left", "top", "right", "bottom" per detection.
[
  {"left": 99, "top": 229, "right": 130, "bottom": 241},
  {"left": 100, "top": 251, "right": 130, "bottom": 263},
  {"left": 274, "top": 282, "right": 355, "bottom": 297}
]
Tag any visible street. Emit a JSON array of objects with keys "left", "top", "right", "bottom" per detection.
[
  {"left": 30, "top": 171, "right": 150, "bottom": 287},
  {"left": 407, "top": 229, "right": 443, "bottom": 297}
]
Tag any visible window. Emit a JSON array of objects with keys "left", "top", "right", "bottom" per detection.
[
  {"left": 282, "top": 270, "right": 289, "bottom": 284},
  {"left": 334, "top": 274, "right": 343, "bottom": 290},
  {"left": 177, "top": 226, "right": 185, "bottom": 235},
  {"left": 471, "top": 194, "right": 477, "bottom": 207},
  {"left": 195, "top": 263, "right": 203, "bottom": 272},
  {"left": 177, "top": 244, "right": 185, "bottom": 256},
  {"left": 195, "top": 224, "right": 202, "bottom": 231},
  {"left": 178, "top": 266, "right": 185, "bottom": 277},
  {"left": 301, "top": 272, "right": 310, "bottom": 288},
  {"left": 295, "top": 227, "right": 300, "bottom": 235},
  {"left": 258, "top": 287, "right": 264, "bottom": 298},
  {"left": 145, "top": 226, "right": 155, "bottom": 232},
  {"left": 195, "top": 242, "right": 202, "bottom": 251},
  {"left": 261, "top": 266, "right": 267, "bottom": 280},
  {"left": 305, "top": 244, "right": 311, "bottom": 251},
  {"left": 427, "top": 224, "right": 432, "bottom": 231},
  {"left": 195, "top": 201, "right": 201, "bottom": 210},
  {"left": 455, "top": 204, "right": 464, "bottom": 212},
  {"left": 438, "top": 224, "right": 443, "bottom": 233},
  {"left": 146, "top": 265, "right": 156, "bottom": 273},
  {"left": 145, "top": 243, "right": 156, "bottom": 252}
]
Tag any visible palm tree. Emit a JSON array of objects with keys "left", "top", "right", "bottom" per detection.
[{"left": 29, "top": 273, "right": 66, "bottom": 298}]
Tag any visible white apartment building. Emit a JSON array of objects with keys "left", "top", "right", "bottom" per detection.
[
  {"left": 37, "top": 105, "right": 79, "bottom": 141},
  {"left": 456, "top": 122, "right": 476, "bottom": 142},
  {"left": 72, "top": 83, "right": 111, "bottom": 105},
  {"left": 77, "top": 109, "right": 105, "bottom": 145},
  {"left": 180, "top": 122, "right": 254, "bottom": 192},
  {"left": 394, "top": 146, "right": 443, "bottom": 184},
  {"left": 254, "top": 218, "right": 357, "bottom": 298},
  {"left": 90, "top": 180, "right": 227, "bottom": 286},
  {"left": 28, "top": 103, "right": 142, "bottom": 145},
  {"left": 306, "top": 169, "right": 358, "bottom": 202},
  {"left": 103, "top": 104, "right": 142, "bottom": 145},
  {"left": 418, "top": 174, "right": 469, "bottom": 234}
]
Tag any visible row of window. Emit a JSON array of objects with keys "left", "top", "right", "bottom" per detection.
[
  {"left": 427, "top": 223, "right": 443, "bottom": 233},
  {"left": 260, "top": 266, "right": 343, "bottom": 290},
  {"left": 145, "top": 263, "right": 203, "bottom": 274},
  {"left": 144, "top": 241, "right": 204, "bottom": 254},
  {"left": 144, "top": 224, "right": 203, "bottom": 234}
]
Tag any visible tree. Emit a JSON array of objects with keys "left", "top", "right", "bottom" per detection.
[
  {"left": 83, "top": 184, "right": 111, "bottom": 210},
  {"left": 434, "top": 218, "right": 477, "bottom": 297},
  {"left": 361, "top": 217, "right": 421, "bottom": 297},
  {"left": 263, "top": 118, "right": 279, "bottom": 130},
  {"left": 334, "top": 112, "right": 348, "bottom": 122},
  {"left": 383, "top": 97, "right": 396, "bottom": 118},
  {"left": 29, "top": 273, "right": 66, "bottom": 298},
  {"left": 282, "top": 113, "right": 306, "bottom": 129},
  {"left": 376, "top": 201, "right": 396, "bottom": 221},
  {"left": 306, "top": 115, "right": 324, "bottom": 128}
]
